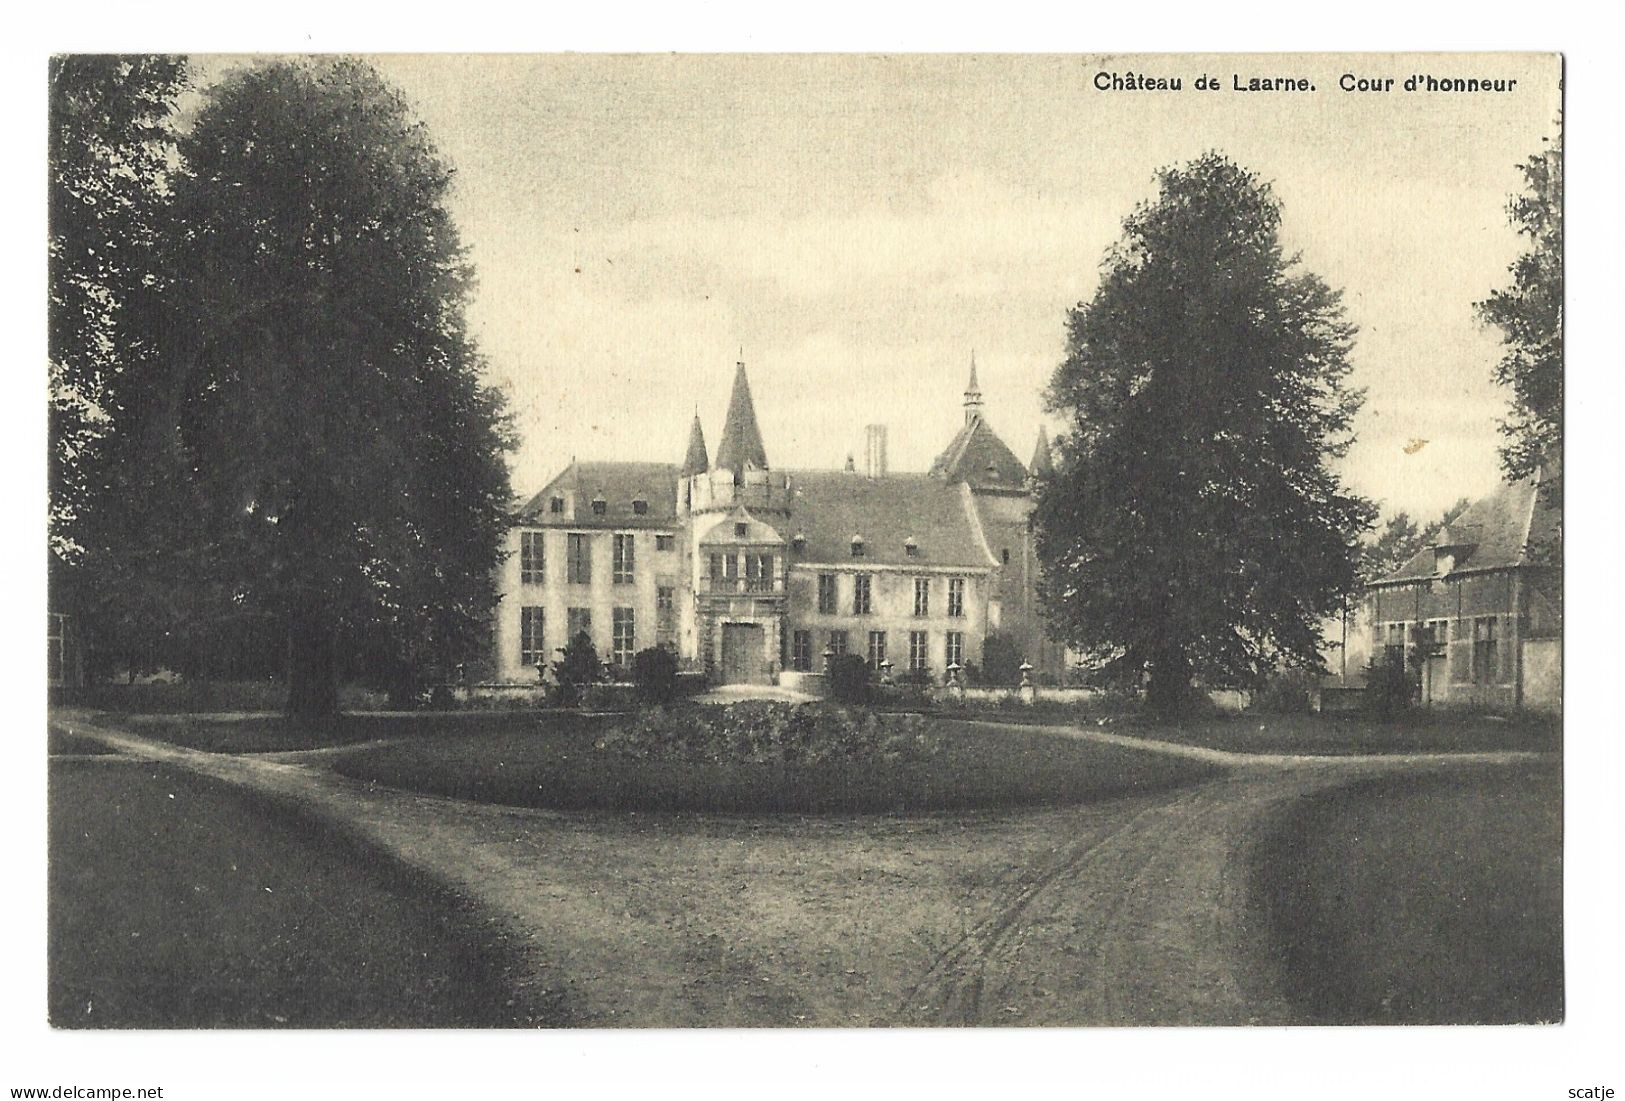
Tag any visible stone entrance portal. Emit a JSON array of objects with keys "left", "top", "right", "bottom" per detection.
[{"left": 719, "top": 622, "right": 768, "bottom": 685}]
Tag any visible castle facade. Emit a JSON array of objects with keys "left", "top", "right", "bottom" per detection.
[{"left": 491, "top": 360, "right": 1061, "bottom": 686}]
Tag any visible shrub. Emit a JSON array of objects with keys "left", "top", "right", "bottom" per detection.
[
  {"left": 593, "top": 701, "right": 937, "bottom": 766},
  {"left": 1365, "top": 654, "right": 1416, "bottom": 717},
  {"left": 1252, "top": 667, "right": 1320, "bottom": 715},
  {"left": 828, "top": 654, "right": 872, "bottom": 705},
  {"left": 631, "top": 646, "right": 680, "bottom": 706},
  {"left": 981, "top": 632, "right": 1025, "bottom": 686},
  {"left": 550, "top": 631, "right": 602, "bottom": 707},
  {"left": 427, "top": 684, "right": 457, "bottom": 710},
  {"left": 581, "top": 683, "right": 640, "bottom": 712}
]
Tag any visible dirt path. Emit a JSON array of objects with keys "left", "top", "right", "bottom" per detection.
[{"left": 49, "top": 711, "right": 1550, "bottom": 1027}]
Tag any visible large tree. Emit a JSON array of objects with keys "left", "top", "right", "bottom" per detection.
[
  {"left": 48, "top": 55, "right": 188, "bottom": 575},
  {"left": 1477, "top": 126, "right": 1562, "bottom": 487},
  {"left": 160, "top": 58, "right": 514, "bottom": 717},
  {"left": 1036, "top": 153, "right": 1375, "bottom": 712}
]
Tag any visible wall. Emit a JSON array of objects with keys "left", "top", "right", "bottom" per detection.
[
  {"left": 1366, "top": 568, "right": 1564, "bottom": 713},
  {"left": 494, "top": 525, "right": 683, "bottom": 682},
  {"left": 1521, "top": 638, "right": 1562, "bottom": 713},
  {"left": 784, "top": 566, "right": 989, "bottom": 678},
  {"left": 969, "top": 487, "right": 1069, "bottom": 679}
]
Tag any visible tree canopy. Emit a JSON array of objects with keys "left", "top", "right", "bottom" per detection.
[
  {"left": 49, "top": 56, "right": 515, "bottom": 715},
  {"left": 1035, "top": 153, "right": 1374, "bottom": 711},
  {"left": 48, "top": 56, "right": 188, "bottom": 569},
  {"left": 164, "top": 58, "right": 514, "bottom": 715},
  {"left": 1477, "top": 125, "right": 1562, "bottom": 487}
]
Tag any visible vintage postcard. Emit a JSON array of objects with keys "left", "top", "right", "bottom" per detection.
[{"left": 45, "top": 49, "right": 1565, "bottom": 1051}]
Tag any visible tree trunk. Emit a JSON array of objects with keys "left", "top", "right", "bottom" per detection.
[
  {"left": 286, "top": 603, "right": 339, "bottom": 721},
  {"left": 1145, "top": 651, "right": 1194, "bottom": 716}
]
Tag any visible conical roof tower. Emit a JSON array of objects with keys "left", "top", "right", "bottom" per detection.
[
  {"left": 1029, "top": 426, "right": 1054, "bottom": 478},
  {"left": 681, "top": 412, "right": 709, "bottom": 477},
  {"left": 712, "top": 359, "right": 769, "bottom": 479}
]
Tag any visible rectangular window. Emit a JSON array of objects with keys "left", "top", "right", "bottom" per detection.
[
  {"left": 867, "top": 630, "right": 887, "bottom": 672},
  {"left": 520, "top": 531, "right": 545, "bottom": 585},
  {"left": 945, "top": 630, "right": 964, "bottom": 669},
  {"left": 520, "top": 606, "right": 546, "bottom": 667},
  {"left": 792, "top": 630, "right": 812, "bottom": 672},
  {"left": 549, "top": 496, "right": 564, "bottom": 514},
  {"left": 613, "top": 533, "right": 635, "bottom": 585},
  {"left": 48, "top": 613, "right": 66, "bottom": 685},
  {"left": 656, "top": 534, "right": 675, "bottom": 552},
  {"left": 829, "top": 630, "right": 848, "bottom": 657},
  {"left": 567, "top": 532, "right": 592, "bottom": 584},
  {"left": 1472, "top": 617, "right": 1499, "bottom": 684},
  {"left": 567, "top": 606, "right": 592, "bottom": 645},
  {"left": 818, "top": 573, "right": 837, "bottom": 614},
  {"left": 739, "top": 553, "right": 772, "bottom": 590},
  {"left": 947, "top": 577, "right": 965, "bottom": 618},
  {"left": 656, "top": 585, "right": 676, "bottom": 639},
  {"left": 633, "top": 499, "right": 648, "bottom": 516},
  {"left": 853, "top": 574, "right": 872, "bottom": 616},
  {"left": 913, "top": 576, "right": 930, "bottom": 617},
  {"left": 1423, "top": 619, "right": 1448, "bottom": 656},
  {"left": 612, "top": 607, "right": 636, "bottom": 668},
  {"left": 1385, "top": 621, "right": 1407, "bottom": 669},
  {"left": 909, "top": 630, "right": 929, "bottom": 673},
  {"left": 592, "top": 498, "right": 607, "bottom": 516}
]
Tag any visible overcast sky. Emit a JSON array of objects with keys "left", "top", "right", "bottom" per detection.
[{"left": 207, "top": 53, "right": 1559, "bottom": 521}]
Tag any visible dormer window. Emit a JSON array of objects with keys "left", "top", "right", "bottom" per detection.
[
  {"left": 549, "top": 496, "right": 564, "bottom": 514},
  {"left": 792, "top": 532, "right": 807, "bottom": 553},
  {"left": 851, "top": 535, "right": 866, "bottom": 557},
  {"left": 591, "top": 496, "right": 607, "bottom": 516},
  {"left": 904, "top": 537, "right": 919, "bottom": 558},
  {"left": 632, "top": 499, "right": 648, "bottom": 516}
]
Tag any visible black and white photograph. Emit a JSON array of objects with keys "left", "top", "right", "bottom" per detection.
[{"left": 14, "top": 17, "right": 1625, "bottom": 1101}]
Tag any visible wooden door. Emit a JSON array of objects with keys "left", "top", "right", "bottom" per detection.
[{"left": 720, "top": 623, "right": 765, "bottom": 684}]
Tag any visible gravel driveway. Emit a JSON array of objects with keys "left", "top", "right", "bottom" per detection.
[{"left": 49, "top": 711, "right": 1548, "bottom": 1027}]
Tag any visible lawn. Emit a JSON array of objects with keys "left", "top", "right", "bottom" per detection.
[
  {"left": 47, "top": 726, "right": 120, "bottom": 755},
  {"left": 969, "top": 706, "right": 1561, "bottom": 756},
  {"left": 109, "top": 709, "right": 563, "bottom": 753},
  {"left": 49, "top": 758, "right": 565, "bottom": 1028},
  {"left": 1248, "top": 761, "right": 1563, "bottom": 1024},
  {"left": 326, "top": 713, "right": 1222, "bottom": 814}
]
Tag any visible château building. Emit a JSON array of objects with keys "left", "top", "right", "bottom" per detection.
[{"left": 491, "top": 359, "right": 1061, "bottom": 686}]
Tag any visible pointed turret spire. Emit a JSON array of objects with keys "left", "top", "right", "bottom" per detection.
[
  {"left": 681, "top": 411, "right": 709, "bottom": 476},
  {"left": 963, "top": 352, "right": 984, "bottom": 425},
  {"left": 713, "top": 359, "right": 769, "bottom": 479},
  {"left": 1029, "top": 426, "right": 1054, "bottom": 478}
]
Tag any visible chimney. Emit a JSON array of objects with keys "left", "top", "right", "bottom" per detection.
[{"left": 864, "top": 424, "right": 888, "bottom": 478}]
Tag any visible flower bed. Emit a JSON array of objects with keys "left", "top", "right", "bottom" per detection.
[{"left": 593, "top": 701, "right": 935, "bottom": 765}]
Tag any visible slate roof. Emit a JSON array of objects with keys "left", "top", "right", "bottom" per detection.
[
  {"left": 681, "top": 414, "right": 709, "bottom": 477},
  {"left": 713, "top": 362, "right": 769, "bottom": 477},
  {"left": 928, "top": 413, "right": 1030, "bottom": 490},
  {"left": 1029, "top": 426, "right": 1054, "bottom": 477},
  {"left": 516, "top": 461, "right": 680, "bottom": 528},
  {"left": 1375, "top": 469, "right": 1561, "bottom": 584},
  {"left": 785, "top": 470, "right": 996, "bottom": 569}
]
